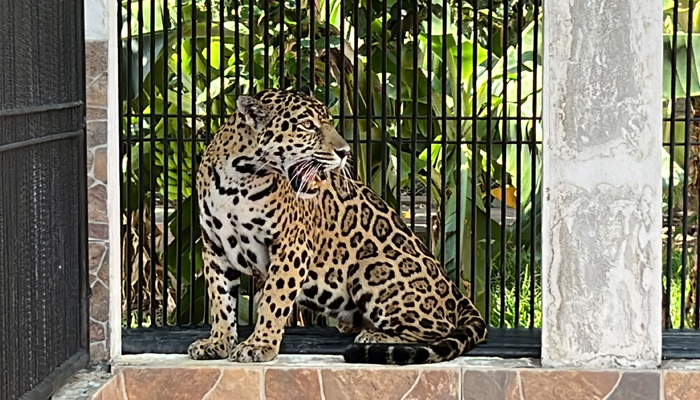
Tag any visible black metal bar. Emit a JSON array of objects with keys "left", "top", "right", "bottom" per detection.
[
  {"left": 455, "top": 0, "right": 463, "bottom": 293},
  {"left": 664, "top": 330, "right": 700, "bottom": 359},
  {"left": 249, "top": 0, "right": 255, "bottom": 92},
  {"left": 365, "top": 0, "right": 372, "bottom": 184},
  {"left": 425, "top": 3, "right": 433, "bottom": 251},
  {"left": 122, "top": 326, "right": 542, "bottom": 358},
  {"left": 529, "top": 1, "right": 540, "bottom": 329},
  {"left": 0, "top": 101, "right": 83, "bottom": 118},
  {"left": 470, "top": 0, "right": 478, "bottom": 306},
  {"left": 137, "top": 0, "right": 145, "bottom": 328},
  {"left": 0, "top": 130, "right": 83, "bottom": 154},
  {"left": 149, "top": 0, "right": 158, "bottom": 326},
  {"left": 352, "top": 0, "right": 360, "bottom": 179},
  {"left": 324, "top": 0, "right": 330, "bottom": 105},
  {"left": 204, "top": 0, "right": 213, "bottom": 325},
  {"left": 499, "top": 0, "right": 509, "bottom": 329},
  {"left": 190, "top": 0, "right": 198, "bottom": 324},
  {"left": 279, "top": 0, "right": 285, "bottom": 86},
  {"left": 440, "top": 0, "right": 447, "bottom": 270},
  {"left": 128, "top": 112, "right": 550, "bottom": 121},
  {"left": 484, "top": 0, "right": 494, "bottom": 328},
  {"left": 666, "top": 0, "right": 680, "bottom": 330},
  {"left": 514, "top": 0, "right": 523, "bottom": 328},
  {"left": 220, "top": 0, "right": 226, "bottom": 126},
  {"left": 681, "top": 0, "right": 694, "bottom": 329},
  {"left": 394, "top": 0, "right": 402, "bottom": 216},
  {"left": 296, "top": 0, "right": 302, "bottom": 87},
  {"left": 161, "top": 0, "right": 171, "bottom": 327},
  {"left": 123, "top": 136, "right": 543, "bottom": 146},
  {"left": 310, "top": 0, "right": 316, "bottom": 92},
  {"left": 380, "top": 0, "right": 388, "bottom": 200},
  {"left": 19, "top": 351, "right": 89, "bottom": 400},
  {"left": 264, "top": 0, "right": 270, "bottom": 88},
  {"left": 235, "top": 0, "right": 241, "bottom": 97},
  {"left": 176, "top": 0, "right": 185, "bottom": 326}
]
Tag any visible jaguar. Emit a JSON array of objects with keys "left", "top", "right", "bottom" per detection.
[{"left": 187, "top": 87, "right": 487, "bottom": 364}]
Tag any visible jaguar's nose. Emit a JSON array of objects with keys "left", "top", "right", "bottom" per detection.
[{"left": 334, "top": 147, "right": 351, "bottom": 160}]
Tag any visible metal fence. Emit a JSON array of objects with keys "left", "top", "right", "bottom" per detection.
[
  {"left": 119, "top": 0, "right": 544, "bottom": 356},
  {"left": 0, "top": 0, "right": 90, "bottom": 397},
  {"left": 664, "top": 0, "right": 700, "bottom": 337}
]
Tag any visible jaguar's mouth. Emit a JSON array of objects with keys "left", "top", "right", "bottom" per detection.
[{"left": 287, "top": 161, "right": 330, "bottom": 195}]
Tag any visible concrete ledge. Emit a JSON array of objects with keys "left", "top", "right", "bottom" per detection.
[{"left": 82, "top": 355, "right": 700, "bottom": 399}]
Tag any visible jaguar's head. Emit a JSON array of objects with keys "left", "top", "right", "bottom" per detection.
[{"left": 236, "top": 87, "right": 351, "bottom": 198}]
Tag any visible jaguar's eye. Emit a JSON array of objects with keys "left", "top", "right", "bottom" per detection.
[{"left": 301, "top": 120, "right": 314, "bottom": 130}]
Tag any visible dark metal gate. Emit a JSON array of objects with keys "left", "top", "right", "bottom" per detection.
[{"left": 0, "top": 0, "right": 89, "bottom": 399}]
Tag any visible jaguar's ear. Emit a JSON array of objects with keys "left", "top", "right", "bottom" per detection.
[
  {"left": 298, "top": 85, "right": 312, "bottom": 96},
  {"left": 236, "top": 95, "right": 271, "bottom": 132}
]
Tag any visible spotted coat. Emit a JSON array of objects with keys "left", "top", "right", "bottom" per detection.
[{"left": 187, "top": 88, "right": 487, "bottom": 364}]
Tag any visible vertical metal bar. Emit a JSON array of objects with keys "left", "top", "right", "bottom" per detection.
[
  {"left": 394, "top": 0, "right": 402, "bottom": 215},
  {"left": 190, "top": 0, "right": 198, "bottom": 324},
  {"left": 125, "top": 0, "right": 134, "bottom": 328},
  {"left": 279, "top": 0, "right": 285, "bottom": 86},
  {"left": 324, "top": 0, "right": 331, "bottom": 105},
  {"left": 149, "top": 0, "right": 159, "bottom": 326},
  {"left": 681, "top": 0, "right": 695, "bottom": 329},
  {"left": 310, "top": 0, "right": 316, "bottom": 92},
  {"left": 440, "top": 0, "right": 447, "bottom": 270},
  {"left": 340, "top": 0, "right": 346, "bottom": 155},
  {"left": 484, "top": 0, "right": 494, "bottom": 327},
  {"left": 249, "top": 0, "right": 255, "bottom": 92},
  {"left": 410, "top": 0, "right": 418, "bottom": 232},
  {"left": 176, "top": 0, "right": 184, "bottom": 325},
  {"left": 380, "top": 0, "right": 388, "bottom": 200},
  {"left": 161, "top": 0, "right": 171, "bottom": 327},
  {"left": 204, "top": 0, "right": 213, "bottom": 324},
  {"left": 264, "top": 0, "right": 270, "bottom": 88},
  {"left": 529, "top": 1, "right": 540, "bottom": 329},
  {"left": 247, "top": 0, "right": 257, "bottom": 324},
  {"left": 137, "top": 0, "right": 145, "bottom": 328},
  {"left": 514, "top": 0, "right": 523, "bottom": 329},
  {"left": 352, "top": 0, "right": 360, "bottom": 178},
  {"left": 470, "top": 0, "right": 478, "bottom": 305},
  {"left": 220, "top": 0, "right": 226, "bottom": 126},
  {"left": 365, "top": 0, "right": 372, "bottom": 183},
  {"left": 667, "top": 0, "right": 679, "bottom": 331},
  {"left": 296, "top": 0, "right": 302, "bottom": 87},
  {"left": 235, "top": 0, "right": 241, "bottom": 97},
  {"left": 206, "top": 0, "right": 213, "bottom": 143},
  {"left": 499, "top": 0, "right": 508, "bottom": 329},
  {"left": 455, "top": 0, "right": 463, "bottom": 289},
  {"left": 426, "top": 1, "right": 433, "bottom": 251}
]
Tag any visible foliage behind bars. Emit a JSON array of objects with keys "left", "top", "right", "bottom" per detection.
[{"left": 119, "top": 0, "right": 544, "bottom": 328}]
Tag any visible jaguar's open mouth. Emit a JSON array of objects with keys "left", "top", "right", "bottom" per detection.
[{"left": 287, "top": 161, "right": 330, "bottom": 195}]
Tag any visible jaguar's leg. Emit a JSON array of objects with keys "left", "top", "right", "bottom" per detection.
[{"left": 188, "top": 234, "right": 241, "bottom": 360}]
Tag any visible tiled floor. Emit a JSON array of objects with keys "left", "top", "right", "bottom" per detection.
[{"left": 89, "top": 355, "right": 700, "bottom": 400}]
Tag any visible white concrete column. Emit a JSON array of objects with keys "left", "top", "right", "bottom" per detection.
[{"left": 542, "top": 1, "right": 663, "bottom": 368}]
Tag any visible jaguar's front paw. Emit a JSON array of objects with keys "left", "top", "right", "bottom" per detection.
[
  {"left": 188, "top": 337, "right": 231, "bottom": 360},
  {"left": 228, "top": 341, "right": 278, "bottom": 362}
]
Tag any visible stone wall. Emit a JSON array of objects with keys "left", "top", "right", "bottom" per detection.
[
  {"left": 86, "top": 39, "right": 111, "bottom": 362},
  {"left": 86, "top": 355, "right": 700, "bottom": 400}
]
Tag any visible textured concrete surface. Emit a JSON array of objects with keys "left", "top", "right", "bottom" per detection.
[{"left": 542, "top": 0, "right": 662, "bottom": 368}]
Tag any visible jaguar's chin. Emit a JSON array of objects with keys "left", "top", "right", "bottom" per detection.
[{"left": 286, "top": 161, "right": 331, "bottom": 198}]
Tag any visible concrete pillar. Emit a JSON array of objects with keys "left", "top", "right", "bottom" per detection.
[{"left": 541, "top": 0, "right": 663, "bottom": 368}]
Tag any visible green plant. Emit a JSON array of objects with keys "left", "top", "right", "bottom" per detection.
[{"left": 120, "top": 0, "right": 544, "bottom": 327}]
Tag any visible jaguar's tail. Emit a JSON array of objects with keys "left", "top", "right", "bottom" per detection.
[{"left": 342, "top": 299, "right": 487, "bottom": 365}]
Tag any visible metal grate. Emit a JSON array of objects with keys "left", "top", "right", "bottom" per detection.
[
  {"left": 664, "top": 0, "right": 700, "bottom": 332},
  {"left": 119, "top": 0, "right": 544, "bottom": 354},
  {"left": 0, "top": 0, "right": 89, "bottom": 397}
]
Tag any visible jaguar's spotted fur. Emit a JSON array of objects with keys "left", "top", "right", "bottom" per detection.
[{"left": 188, "top": 87, "right": 487, "bottom": 364}]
